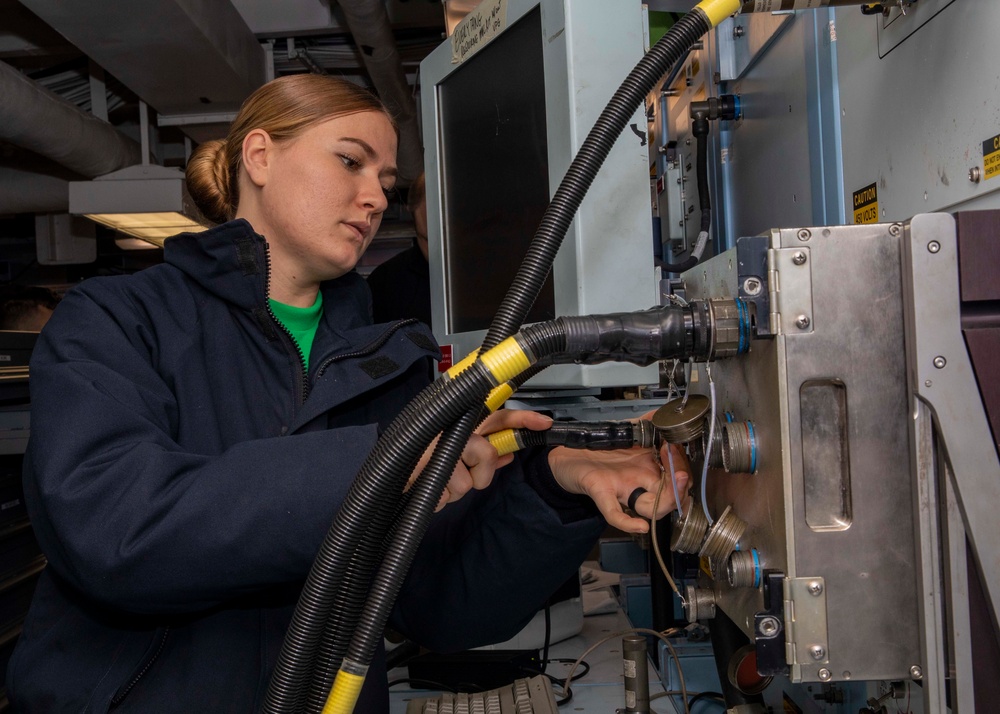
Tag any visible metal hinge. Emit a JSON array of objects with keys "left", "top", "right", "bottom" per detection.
[
  {"left": 785, "top": 577, "right": 830, "bottom": 683},
  {"left": 768, "top": 245, "right": 814, "bottom": 336},
  {"left": 767, "top": 247, "right": 781, "bottom": 333}
]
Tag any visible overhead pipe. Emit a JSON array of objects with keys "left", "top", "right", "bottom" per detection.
[
  {"left": 0, "top": 60, "right": 141, "bottom": 178},
  {"left": 334, "top": 0, "right": 424, "bottom": 186},
  {"left": 0, "top": 166, "right": 71, "bottom": 215}
]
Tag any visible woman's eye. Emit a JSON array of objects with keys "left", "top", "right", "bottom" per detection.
[
  {"left": 339, "top": 154, "right": 362, "bottom": 170},
  {"left": 382, "top": 186, "right": 397, "bottom": 200}
]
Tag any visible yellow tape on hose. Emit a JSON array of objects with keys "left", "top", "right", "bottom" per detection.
[
  {"left": 696, "top": 0, "right": 741, "bottom": 28},
  {"left": 485, "top": 383, "right": 515, "bottom": 413},
  {"left": 488, "top": 429, "right": 521, "bottom": 457},
  {"left": 321, "top": 670, "right": 365, "bottom": 714},
  {"left": 445, "top": 348, "right": 480, "bottom": 379},
  {"left": 480, "top": 337, "right": 531, "bottom": 386}
]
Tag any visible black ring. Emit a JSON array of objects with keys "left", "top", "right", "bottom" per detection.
[{"left": 627, "top": 487, "right": 647, "bottom": 513}]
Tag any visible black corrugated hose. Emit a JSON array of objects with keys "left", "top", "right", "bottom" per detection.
[
  {"left": 263, "top": 365, "right": 499, "bottom": 713},
  {"left": 323, "top": 324, "right": 567, "bottom": 694},
  {"left": 306, "top": 365, "right": 552, "bottom": 710},
  {"left": 264, "top": 7, "right": 715, "bottom": 713}
]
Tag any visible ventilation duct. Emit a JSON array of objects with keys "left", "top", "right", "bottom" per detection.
[
  {"left": 0, "top": 60, "right": 141, "bottom": 178},
  {"left": 335, "top": 0, "right": 424, "bottom": 186}
]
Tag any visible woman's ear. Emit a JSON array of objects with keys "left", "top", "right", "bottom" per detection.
[{"left": 242, "top": 129, "right": 272, "bottom": 188}]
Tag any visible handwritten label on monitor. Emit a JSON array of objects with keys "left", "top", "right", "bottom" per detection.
[{"left": 451, "top": 0, "right": 508, "bottom": 64}]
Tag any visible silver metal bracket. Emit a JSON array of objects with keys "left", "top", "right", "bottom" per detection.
[
  {"left": 901, "top": 213, "right": 999, "bottom": 712},
  {"left": 784, "top": 577, "right": 830, "bottom": 683}
]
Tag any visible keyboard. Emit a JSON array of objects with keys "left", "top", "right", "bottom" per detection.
[{"left": 404, "top": 674, "right": 559, "bottom": 714}]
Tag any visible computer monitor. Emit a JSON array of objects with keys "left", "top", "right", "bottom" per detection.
[{"left": 420, "top": 0, "right": 659, "bottom": 388}]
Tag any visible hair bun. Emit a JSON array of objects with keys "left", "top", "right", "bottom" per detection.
[{"left": 185, "top": 139, "right": 232, "bottom": 225}]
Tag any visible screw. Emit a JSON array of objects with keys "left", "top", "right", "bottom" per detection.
[
  {"left": 970, "top": 166, "right": 981, "bottom": 184},
  {"left": 758, "top": 616, "right": 780, "bottom": 636},
  {"left": 742, "top": 277, "right": 762, "bottom": 296},
  {"left": 807, "top": 581, "right": 823, "bottom": 596},
  {"left": 733, "top": 25, "right": 745, "bottom": 38},
  {"left": 797, "top": 229, "right": 811, "bottom": 241},
  {"left": 928, "top": 241, "right": 941, "bottom": 253},
  {"left": 818, "top": 668, "right": 832, "bottom": 682},
  {"left": 795, "top": 315, "right": 811, "bottom": 330},
  {"left": 910, "top": 665, "right": 923, "bottom": 680},
  {"left": 792, "top": 251, "right": 807, "bottom": 265},
  {"left": 888, "top": 223, "right": 901, "bottom": 236},
  {"left": 810, "top": 645, "right": 826, "bottom": 661},
  {"left": 933, "top": 356, "right": 946, "bottom": 369}
]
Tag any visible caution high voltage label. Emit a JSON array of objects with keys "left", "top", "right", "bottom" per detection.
[
  {"left": 852, "top": 182, "right": 878, "bottom": 224},
  {"left": 984, "top": 134, "right": 1000, "bottom": 181}
]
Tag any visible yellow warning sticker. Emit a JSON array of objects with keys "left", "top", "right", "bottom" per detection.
[
  {"left": 984, "top": 134, "right": 1000, "bottom": 181},
  {"left": 852, "top": 182, "right": 878, "bottom": 224}
]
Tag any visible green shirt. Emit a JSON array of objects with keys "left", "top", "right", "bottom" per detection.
[{"left": 269, "top": 292, "right": 323, "bottom": 373}]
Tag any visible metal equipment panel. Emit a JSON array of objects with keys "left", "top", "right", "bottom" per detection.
[
  {"left": 684, "top": 221, "right": 922, "bottom": 683},
  {"left": 836, "top": 1, "right": 1000, "bottom": 220}
]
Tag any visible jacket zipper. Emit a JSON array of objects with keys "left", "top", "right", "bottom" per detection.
[
  {"left": 109, "top": 627, "right": 170, "bottom": 707},
  {"left": 260, "top": 241, "right": 310, "bottom": 404},
  {"left": 315, "top": 318, "right": 419, "bottom": 378}
]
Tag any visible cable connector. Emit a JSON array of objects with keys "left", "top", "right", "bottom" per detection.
[{"left": 542, "top": 299, "right": 753, "bottom": 368}]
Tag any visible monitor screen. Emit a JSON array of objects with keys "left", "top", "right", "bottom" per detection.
[
  {"left": 438, "top": 7, "right": 555, "bottom": 333},
  {"left": 422, "top": 0, "right": 658, "bottom": 388}
]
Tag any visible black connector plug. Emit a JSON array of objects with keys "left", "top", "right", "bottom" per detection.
[
  {"left": 535, "top": 299, "right": 753, "bottom": 368},
  {"left": 690, "top": 95, "right": 740, "bottom": 124}
]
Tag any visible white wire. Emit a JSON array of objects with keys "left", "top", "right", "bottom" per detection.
[
  {"left": 666, "top": 442, "right": 683, "bottom": 519},
  {"left": 661, "top": 363, "right": 684, "bottom": 519},
  {"left": 700, "top": 368, "right": 717, "bottom": 526}
]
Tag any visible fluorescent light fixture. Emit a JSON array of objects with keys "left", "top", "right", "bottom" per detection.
[{"left": 69, "top": 164, "right": 211, "bottom": 247}]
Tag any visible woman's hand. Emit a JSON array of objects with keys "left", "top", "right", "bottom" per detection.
[
  {"left": 408, "top": 409, "right": 554, "bottom": 511},
  {"left": 547, "top": 441, "right": 691, "bottom": 534}
]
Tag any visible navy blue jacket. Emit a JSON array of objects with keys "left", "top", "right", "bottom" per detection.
[{"left": 8, "top": 220, "right": 603, "bottom": 713}]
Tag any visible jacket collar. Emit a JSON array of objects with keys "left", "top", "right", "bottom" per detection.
[{"left": 163, "top": 218, "right": 372, "bottom": 331}]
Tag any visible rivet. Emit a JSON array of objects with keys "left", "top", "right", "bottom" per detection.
[
  {"left": 933, "top": 356, "right": 946, "bottom": 369},
  {"left": 818, "top": 668, "right": 832, "bottom": 682},
  {"left": 928, "top": 241, "right": 941, "bottom": 253}
]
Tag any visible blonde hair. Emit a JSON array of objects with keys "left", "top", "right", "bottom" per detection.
[{"left": 186, "top": 75, "right": 396, "bottom": 225}]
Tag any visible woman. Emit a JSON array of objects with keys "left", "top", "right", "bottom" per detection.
[{"left": 8, "top": 75, "right": 687, "bottom": 713}]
